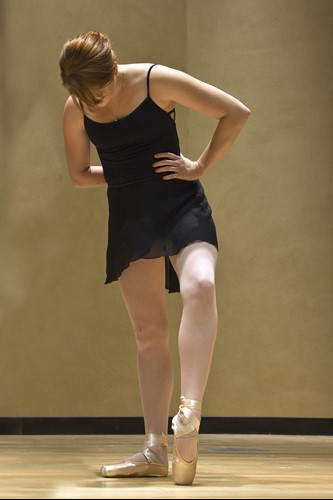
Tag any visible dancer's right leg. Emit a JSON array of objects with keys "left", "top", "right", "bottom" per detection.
[
  {"left": 119, "top": 257, "right": 173, "bottom": 442},
  {"left": 101, "top": 257, "right": 173, "bottom": 475}
]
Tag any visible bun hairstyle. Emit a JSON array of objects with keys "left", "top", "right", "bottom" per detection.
[{"left": 59, "top": 31, "right": 118, "bottom": 107}]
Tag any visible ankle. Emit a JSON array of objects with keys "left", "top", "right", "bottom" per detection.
[
  {"left": 145, "top": 432, "right": 168, "bottom": 448},
  {"left": 143, "top": 432, "right": 168, "bottom": 465},
  {"left": 190, "top": 408, "right": 201, "bottom": 423},
  {"left": 148, "top": 445, "right": 168, "bottom": 465},
  {"left": 180, "top": 396, "right": 202, "bottom": 413},
  {"left": 172, "top": 396, "right": 202, "bottom": 439}
]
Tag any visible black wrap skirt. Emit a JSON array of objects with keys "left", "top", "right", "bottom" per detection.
[{"left": 105, "top": 177, "right": 218, "bottom": 293}]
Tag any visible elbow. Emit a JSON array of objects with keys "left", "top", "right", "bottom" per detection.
[
  {"left": 69, "top": 168, "right": 89, "bottom": 188},
  {"left": 239, "top": 104, "right": 251, "bottom": 119},
  {"left": 233, "top": 104, "right": 251, "bottom": 127},
  {"left": 67, "top": 163, "right": 90, "bottom": 188},
  {"left": 73, "top": 180, "right": 86, "bottom": 189},
  {"left": 70, "top": 174, "right": 85, "bottom": 188},
  {"left": 220, "top": 104, "right": 251, "bottom": 123}
]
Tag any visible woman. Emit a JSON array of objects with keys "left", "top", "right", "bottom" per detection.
[{"left": 59, "top": 31, "right": 250, "bottom": 485}]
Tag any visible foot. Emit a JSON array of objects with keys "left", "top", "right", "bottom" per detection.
[
  {"left": 173, "top": 409, "right": 201, "bottom": 462},
  {"left": 101, "top": 433, "right": 169, "bottom": 478},
  {"left": 125, "top": 444, "right": 169, "bottom": 468},
  {"left": 172, "top": 397, "right": 202, "bottom": 485}
]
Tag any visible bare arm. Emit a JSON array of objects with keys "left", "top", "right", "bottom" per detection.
[
  {"left": 63, "top": 97, "right": 107, "bottom": 188},
  {"left": 151, "top": 66, "right": 251, "bottom": 180}
]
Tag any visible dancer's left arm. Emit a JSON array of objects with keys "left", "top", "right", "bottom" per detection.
[{"left": 152, "top": 66, "right": 251, "bottom": 180}]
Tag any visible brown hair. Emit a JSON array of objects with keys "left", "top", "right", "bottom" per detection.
[{"left": 59, "top": 31, "right": 117, "bottom": 107}]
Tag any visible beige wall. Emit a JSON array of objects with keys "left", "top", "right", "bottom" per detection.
[
  {"left": 1, "top": 0, "right": 332, "bottom": 418},
  {"left": 187, "top": 0, "right": 333, "bottom": 417}
]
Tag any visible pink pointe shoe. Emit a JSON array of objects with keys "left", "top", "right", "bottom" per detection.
[
  {"left": 100, "top": 433, "right": 168, "bottom": 478},
  {"left": 172, "top": 396, "right": 202, "bottom": 485}
]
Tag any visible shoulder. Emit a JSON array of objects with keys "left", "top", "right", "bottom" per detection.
[
  {"left": 63, "top": 96, "right": 84, "bottom": 125},
  {"left": 147, "top": 64, "right": 204, "bottom": 98},
  {"left": 147, "top": 64, "right": 202, "bottom": 96},
  {"left": 149, "top": 64, "right": 188, "bottom": 81},
  {"left": 121, "top": 62, "right": 154, "bottom": 79},
  {"left": 63, "top": 95, "right": 87, "bottom": 135},
  {"left": 121, "top": 63, "right": 183, "bottom": 83},
  {"left": 64, "top": 95, "right": 82, "bottom": 116}
]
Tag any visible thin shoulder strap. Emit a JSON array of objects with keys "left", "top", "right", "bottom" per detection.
[{"left": 147, "top": 64, "right": 157, "bottom": 96}]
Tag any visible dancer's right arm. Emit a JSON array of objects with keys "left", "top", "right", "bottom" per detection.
[{"left": 63, "top": 97, "right": 107, "bottom": 188}]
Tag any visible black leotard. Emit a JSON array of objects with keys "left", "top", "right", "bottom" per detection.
[{"left": 84, "top": 64, "right": 218, "bottom": 292}]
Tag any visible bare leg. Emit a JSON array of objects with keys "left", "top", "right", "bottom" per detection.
[
  {"left": 170, "top": 242, "right": 218, "bottom": 463},
  {"left": 118, "top": 257, "right": 173, "bottom": 466}
]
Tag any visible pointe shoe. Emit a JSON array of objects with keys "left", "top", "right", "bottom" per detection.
[
  {"left": 172, "top": 396, "right": 202, "bottom": 485},
  {"left": 100, "top": 433, "right": 168, "bottom": 478}
]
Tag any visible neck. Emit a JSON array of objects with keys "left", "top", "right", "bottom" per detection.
[{"left": 115, "top": 67, "right": 125, "bottom": 96}]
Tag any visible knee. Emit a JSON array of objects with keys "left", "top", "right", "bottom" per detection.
[
  {"left": 181, "top": 277, "right": 216, "bottom": 306},
  {"left": 133, "top": 321, "right": 169, "bottom": 353}
]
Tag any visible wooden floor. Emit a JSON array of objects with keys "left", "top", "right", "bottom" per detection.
[{"left": 1, "top": 434, "right": 332, "bottom": 499}]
